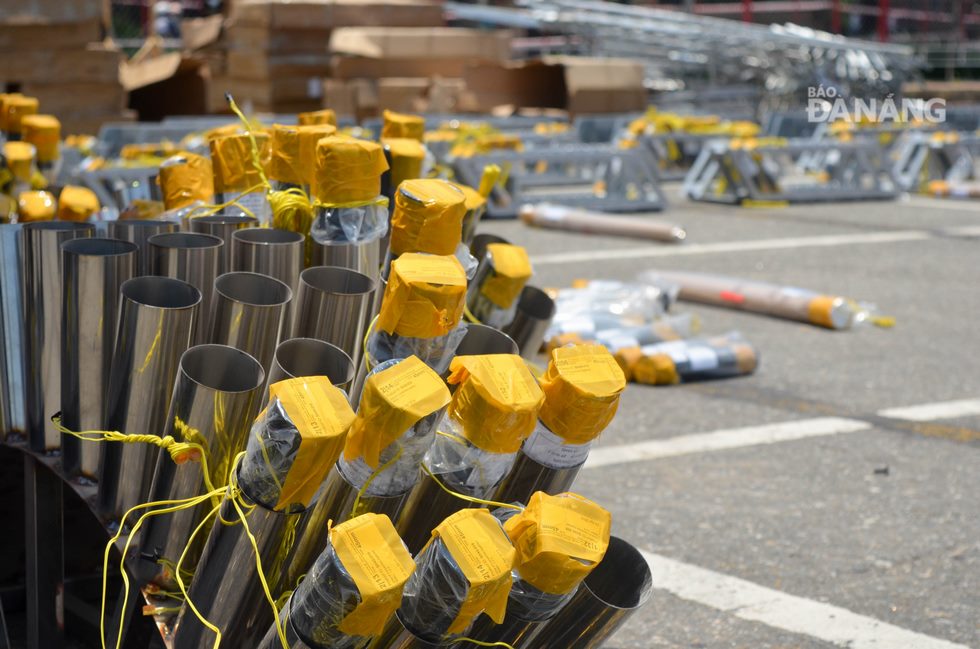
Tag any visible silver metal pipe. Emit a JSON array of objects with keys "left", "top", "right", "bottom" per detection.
[
  {"left": 492, "top": 448, "right": 583, "bottom": 506},
  {"left": 0, "top": 224, "right": 25, "bottom": 439},
  {"left": 290, "top": 266, "right": 375, "bottom": 370},
  {"left": 106, "top": 219, "right": 178, "bottom": 275},
  {"left": 60, "top": 238, "right": 139, "bottom": 479},
  {"left": 468, "top": 233, "right": 508, "bottom": 262},
  {"left": 136, "top": 344, "right": 266, "bottom": 588},
  {"left": 452, "top": 324, "right": 519, "bottom": 357},
  {"left": 521, "top": 536, "right": 653, "bottom": 649},
  {"left": 22, "top": 222, "right": 95, "bottom": 452},
  {"left": 268, "top": 338, "right": 354, "bottom": 392},
  {"left": 209, "top": 272, "right": 292, "bottom": 377},
  {"left": 231, "top": 227, "right": 304, "bottom": 296},
  {"left": 467, "top": 611, "right": 541, "bottom": 647},
  {"left": 309, "top": 239, "right": 383, "bottom": 281},
  {"left": 98, "top": 276, "right": 201, "bottom": 524},
  {"left": 370, "top": 614, "right": 443, "bottom": 649},
  {"left": 148, "top": 232, "right": 223, "bottom": 345},
  {"left": 188, "top": 214, "right": 258, "bottom": 274},
  {"left": 501, "top": 285, "right": 556, "bottom": 360},
  {"left": 395, "top": 472, "right": 470, "bottom": 556}
]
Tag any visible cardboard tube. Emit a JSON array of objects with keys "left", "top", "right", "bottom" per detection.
[{"left": 520, "top": 203, "right": 686, "bottom": 243}]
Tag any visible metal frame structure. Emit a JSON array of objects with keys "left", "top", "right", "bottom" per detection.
[{"left": 892, "top": 131, "right": 980, "bottom": 192}]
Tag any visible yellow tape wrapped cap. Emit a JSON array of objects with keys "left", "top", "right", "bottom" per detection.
[
  {"left": 446, "top": 354, "right": 545, "bottom": 454},
  {"left": 158, "top": 153, "right": 214, "bottom": 211},
  {"left": 383, "top": 138, "right": 426, "bottom": 190},
  {"left": 268, "top": 124, "right": 304, "bottom": 185},
  {"left": 430, "top": 508, "right": 516, "bottom": 633},
  {"left": 21, "top": 115, "right": 61, "bottom": 163},
  {"left": 450, "top": 181, "right": 486, "bottom": 213},
  {"left": 382, "top": 109, "right": 425, "bottom": 141},
  {"left": 343, "top": 356, "right": 450, "bottom": 468},
  {"left": 538, "top": 344, "right": 626, "bottom": 444},
  {"left": 390, "top": 179, "right": 466, "bottom": 256},
  {"left": 297, "top": 124, "right": 337, "bottom": 184},
  {"left": 3, "top": 95, "right": 38, "bottom": 134},
  {"left": 333, "top": 513, "right": 416, "bottom": 636},
  {"left": 481, "top": 243, "right": 532, "bottom": 309},
  {"left": 17, "top": 190, "right": 55, "bottom": 222},
  {"left": 210, "top": 132, "right": 269, "bottom": 194},
  {"left": 377, "top": 253, "right": 466, "bottom": 338},
  {"left": 4, "top": 141, "right": 35, "bottom": 181},
  {"left": 57, "top": 186, "right": 100, "bottom": 222},
  {"left": 266, "top": 377, "right": 356, "bottom": 510},
  {"left": 313, "top": 135, "right": 388, "bottom": 205},
  {"left": 631, "top": 353, "right": 679, "bottom": 385},
  {"left": 504, "top": 492, "right": 611, "bottom": 595},
  {"left": 298, "top": 108, "right": 337, "bottom": 127}
]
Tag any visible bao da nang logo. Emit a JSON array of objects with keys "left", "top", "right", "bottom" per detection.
[{"left": 806, "top": 86, "right": 946, "bottom": 124}]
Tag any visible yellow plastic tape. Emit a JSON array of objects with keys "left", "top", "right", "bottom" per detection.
[
  {"left": 446, "top": 354, "right": 545, "bottom": 454},
  {"left": 298, "top": 108, "right": 337, "bottom": 127},
  {"left": 333, "top": 513, "right": 416, "bottom": 636},
  {"left": 431, "top": 509, "right": 515, "bottom": 633},
  {"left": 480, "top": 243, "right": 532, "bottom": 309},
  {"left": 538, "top": 344, "right": 626, "bottom": 445},
  {"left": 57, "top": 186, "right": 100, "bottom": 222},
  {"left": 631, "top": 353, "right": 679, "bottom": 385},
  {"left": 3, "top": 95, "right": 38, "bottom": 134},
  {"left": 377, "top": 253, "right": 467, "bottom": 339},
  {"left": 210, "top": 132, "right": 269, "bottom": 193},
  {"left": 268, "top": 377, "right": 356, "bottom": 510},
  {"left": 268, "top": 124, "right": 304, "bottom": 186},
  {"left": 17, "top": 190, "right": 55, "bottom": 222},
  {"left": 4, "top": 141, "right": 35, "bottom": 181},
  {"left": 807, "top": 295, "right": 842, "bottom": 329},
  {"left": 343, "top": 356, "right": 450, "bottom": 468},
  {"left": 383, "top": 137, "right": 426, "bottom": 190},
  {"left": 390, "top": 179, "right": 466, "bottom": 256},
  {"left": 504, "top": 492, "right": 611, "bottom": 595},
  {"left": 297, "top": 124, "right": 337, "bottom": 183},
  {"left": 381, "top": 109, "right": 425, "bottom": 141},
  {"left": 158, "top": 153, "right": 214, "bottom": 210},
  {"left": 313, "top": 135, "right": 388, "bottom": 205},
  {"left": 21, "top": 115, "right": 60, "bottom": 163},
  {"left": 450, "top": 182, "right": 486, "bottom": 213}
]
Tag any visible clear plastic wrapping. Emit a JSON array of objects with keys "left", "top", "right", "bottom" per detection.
[
  {"left": 367, "top": 323, "right": 468, "bottom": 375},
  {"left": 553, "top": 280, "right": 678, "bottom": 323},
  {"left": 592, "top": 312, "right": 699, "bottom": 350},
  {"left": 628, "top": 331, "right": 759, "bottom": 384},
  {"left": 397, "top": 537, "right": 471, "bottom": 642},
  {"left": 311, "top": 202, "right": 388, "bottom": 246},
  {"left": 423, "top": 417, "right": 517, "bottom": 497},
  {"left": 238, "top": 398, "right": 303, "bottom": 511}
]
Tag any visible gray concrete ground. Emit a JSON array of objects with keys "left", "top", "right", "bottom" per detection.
[{"left": 480, "top": 189, "right": 980, "bottom": 649}]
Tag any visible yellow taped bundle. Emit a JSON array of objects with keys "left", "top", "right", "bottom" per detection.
[
  {"left": 383, "top": 138, "right": 426, "bottom": 189},
  {"left": 210, "top": 132, "right": 269, "bottom": 194},
  {"left": 313, "top": 135, "right": 388, "bottom": 206},
  {"left": 21, "top": 115, "right": 61, "bottom": 164},
  {"left": 630, "top": 353, "right": 679, "bottom": 385},
  {"left": 158, "top": 153, "right": 214, "bottom": 210},
  {"left": 343, "top": 356, "right": 450, "bottom": 468},
  {"left": 377, "top": 253, "right": 467, "bottom": 339},
  {"left": 297, "top": 124, "right": 337, "bottom": 183},
  {"left": 538, "top": 344, "right": 626, "bottom": 445},
  {"left": 480, "top": 243, "right": 532, "bottom": 309},
  {"left": 504, "top": 492, "right": 611, "bottom": 595},
  {"left": 268, "top": 124, "right": 304, "bottom": 185},
  {"left": 298, "top": 108, "right": 338, "bottom": 127},
  {"left": 121, "top": 141, "right": 177, "bottom": 161},
  {"left": 382, "top": 109, "right": 425, "bottom": 141},
  {"left": 332, "top": 513, "right": 416, "bottom": 636},
  {"left": 3, "top": 141, "right": 35, "bottom": 181},
  {"left": 445, "top": 355, "right": 545, "bottom": 454},
  {"left": 17, "top": 190, "right": 55, "bottom": 222},
  {"left": 2, "top": 95, "right": 38, "bottom": 134},
  {"left": 390, "top": 179, "right": 466, "bottom": 256},
  {"left": 450, "top": 182, "right": 486, "bottom": 213},
  {"left": 429, "top": 508, "right": 516, "bottom": 633},
  {"left": 57, "top": 186, "right": 100, "bottom": 222}
]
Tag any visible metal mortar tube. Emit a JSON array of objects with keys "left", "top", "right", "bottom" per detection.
[
  {"left": 493, "top": 422, "right": 589, "bottom": 505},
  {"left": 106, "top": 219, "right": 178, "bottom": 275},
  {"left": 0, "top": 224, "right": 26, "bottom": 439},
  {"left": 309, "top": 239, "right": 383, "bottom": 281},
  {"left": 501, "top": 286, "right": 556, "bottom": 361},
  {"left": 188, "top": 214, "right": 258, "bottom": 275},
  {"left": 60, "top": 238, "right": 139, "bottom": 479},
  {"left": 22, "top": 221, "right": 94, "bottom": 451},
  {"left": 135, "top": 344, "right": 266, "bottom": 588},
  {"left": 148, "top": 232, "right": 223, "bottom": 345},
  {"left": 451, "top": 324, "right": 518, "bottom": 358},
  {"left": 231, "top": 227, "right": 305, "bottom": 297},
  {"left": 209, "top": 271, "right": 292, "bottom": 377},
  {"left": 394, "top": 471, "right": 470, "bottom": 557},
  {"left": 98, "top": 276, "right": 201, "bottom": 524},
  {"left": 370, "top": 614, "right": 444, "bottom": 649},
  {"left": 290, "top": 266, "right": 375, "bottom": 370},
  {"left": 268, "top": 338, "right": 355, "bottom": 393}
]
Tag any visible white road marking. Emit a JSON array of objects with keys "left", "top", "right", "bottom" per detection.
[
  {"left": 905, "top": 196, "right": 980, "bottom": 213},
  {"left": 584, "top": 417, "right": 869, "bottom": 469},
  {"left": 877, "top": 398, "right": 980, "bottom": 422},
  {"left": 642, "top": 550, "right": 972, "bottom": 649}
]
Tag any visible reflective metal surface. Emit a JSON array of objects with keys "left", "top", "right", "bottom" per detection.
[
  {"left": 492, "top": 449, "right": 583, "bottom": 506},
  {"left": 309, "top": 239, "right": 382, "bottom": 281},
  {"left": 395, "top": 472, "right": 471, "bottom": 556},
  {"left": 137, "top": 344, "right": 266, "bottom": 587},
  {"left": 0, "top": 224, "right": 25, "bottom": 439},
  {"left": 148, "top": 232, "right": 223, "bottom": 345},
  {"left": 501, "top": 285, "right": 556, "bottom": 361},
  {"left": 231, "top": 227, "right": 304, "bottom": 296},
  {"left": 60, "top": 238, "right": 139, "bottom": 479},
  {"left": 468, "top": 613, "right": 541, "bottom": 647},
  {"left": 268, "top": 338, "right": 354, "bottom": 392},
  {"left": 106, "top": 219, "right": 178, "bottom": 275},
  {"left": 370, "top": 613, "right": 443, "bottom": 649},
  {"left": 98, "top": 276, "right": 201, "bottom": 523},
  {"left": 188, "top": 214, "right": 258, "bottom": 274},
  {"left": 22, "top": 222, "right": 95, "bottom": 451},
  {"left": 468, "top": 233, "right": 509, "bottom": 262},
  {"left": 290, "top": 266, "right": 375, "bottom": 370},
  {"left": 452, "top": 324, "right": 518, "bottom": 357},
  {"left": 209, "top": 272, "right": 292, "bottom": 376}
]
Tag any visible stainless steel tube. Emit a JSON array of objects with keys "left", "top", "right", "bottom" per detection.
[
  {"left": 468, "top": 233, "right": 508, "bottom": 262},
  {"left": 106, "top": 219, "right": 178, "bottom": 275},
  {"left": 370, "top": 614, "right": 443, "bottom": 649},
  {"left": 231, "top": 227, "right": 304, "bottom": 296},
  {"left": 290, "top": 266, "right": 375, "bottom": 370},
  {"left": 468, "top": 612, "right": 542, "bottom": 647},
  {"left": 0, "top": 224, "right": 25, "bottom": 439},
  {"left": 452, "top": 324, "right": 518, "bottom": 357},
  {"left": 492, "top": 448, "right": 583, "bottom": 506},
  {"left": 22, "top": 221, "right": 95, "bottom": 452},
  {"left": 188, "top": 214, "right": 258, "bottom": 274},
  {"left": 501, "top": 286, "right": 556, "bottom": 360},
  {"left": 309, "top": 239, "right": 383, "bottom": 281},
  {"left": 209, "top": 272, "right": 292, "bottom": 376},
  {"left": 395, "top": 472, "right": 470, "bottom": 556},
  {"left": 148, "top": 232, "right": 223, "bottom": 345},
  {"left": 60, "top": 238, "right": 139, "bottom": 479},
  {"left": 136, "top": 344, "right": 266, "bottom": 587},
  {"left": 522, "top": 536, "right": 653, "bottom": 649},
  {"left": 98, "top": 276, "right": 201, "bottom": 524},
  {"left": 268, "top": 338, "right": 354, "bottom": 391}
]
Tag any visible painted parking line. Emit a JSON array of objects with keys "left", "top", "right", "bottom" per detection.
[
  {"left": 642, "top": 550, "right": 971, "bottom": 649},
  {"left": 877, "top": 398, "right": 980, "bottom": 422},
  {"left": 906, "top": 196, "right": 980, "bottom": 213}
]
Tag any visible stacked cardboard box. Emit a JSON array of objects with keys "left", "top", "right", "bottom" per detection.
[{"left": 219, "top": 0, "right": 445, "bottom": 114}]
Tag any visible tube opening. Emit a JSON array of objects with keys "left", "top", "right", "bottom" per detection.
[
  {"left": 191, "top": 215, "right": 258, "bottom": 227},
  {"left": 519, "top": 285, "right": 557, "bottom": 320},
  {"left": 582, "top": 536, "right": 653, "bottom": 610},
  {"left": 301, "top": 265, "right": 375, "bottom": 296},
  {"left": 234, "top": 228, "right": 304, "bottom": 245},
  {"left": 455, "top": 324, "right": 518, "bottom": 356},
  {"left": 215, "top": 272, "right": 292, "bottom": 307},
  {"left": 111, "top": 219, "right": 176, "bottom": 229},
  {"left": 149, "top": 232, "right": 223, "bottom": 249},
  {"left": 274, "top": 338, "right": 355, "bottom": 385},
  {"left": 180, "top": 344, "right": 265, "bottom": 393},
  {"left": 470, "top": 233, "right": 510, "bottom": 262},
  {"left": 62, "top": 237, "right": 138, "bottom": 257},
  {"left": 24, "top": 221, "right": 94, "bottom": 233},
  {"left": 122, "top": 276, "right": 201, "bottom": 310}
]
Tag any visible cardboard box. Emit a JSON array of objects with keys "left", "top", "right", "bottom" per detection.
[
  {"left": 225, "top": 24, "right": 332, "bottom": 52},
  {"left": 1, "top": 0, "right": 102, "bottom": 23},
  {"left": 329, "top": 27, "right": 510, "bottom": 61},
  {"left": 0, "top": 45, "right": 120, "bottom": 84},
  {"left": 61, "top": 110, "right": 137, "bottom": 136},
  {"left": 377, "top": 77, "right": 429, "bottom": 113},
  {"left": 227, "top": 75, "right": 326, "bottom": 104},
  {"left": 0, "top": 17, "right": 101, "bottom": 51},
  {"left": 550, "top": 56, "right": 647, "bottom": 114},
  {"left": 463, "top": 59, "right": 566, "bottom": 113},
  {"left": 231, "top": 0, "right": 444, "bottom": 30},
  {"left": 120, "top": 54, "right": 211, "bottom": 120},
  {"left": 22, "top": 82, "right": 126, "bottom": 117},
  {"left": 227, "top": 51, "right": 332, "bottom": 80},
  {"left": 332, "top": 56, "right": 467, "bottom": 81},
  {"left": 321, "top": 77, "right": 379, "bottom": 120}
]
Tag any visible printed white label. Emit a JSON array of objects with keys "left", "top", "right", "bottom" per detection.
[
  {"left": 686, "top": 346, "right": 719, "bottom": 372},
  {"left": 522, "top": 423, "right": 591, "bottom": 469}
]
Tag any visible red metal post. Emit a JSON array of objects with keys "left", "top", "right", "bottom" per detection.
[
  {"left": 877, "top": 0, "right": 890, "bottom": 42},
  {"left": 830, "top": 0, "right": 841, "bottom": 33},
  {"left": 742, "top": 0, "right": 752, "bottom": 23}
]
